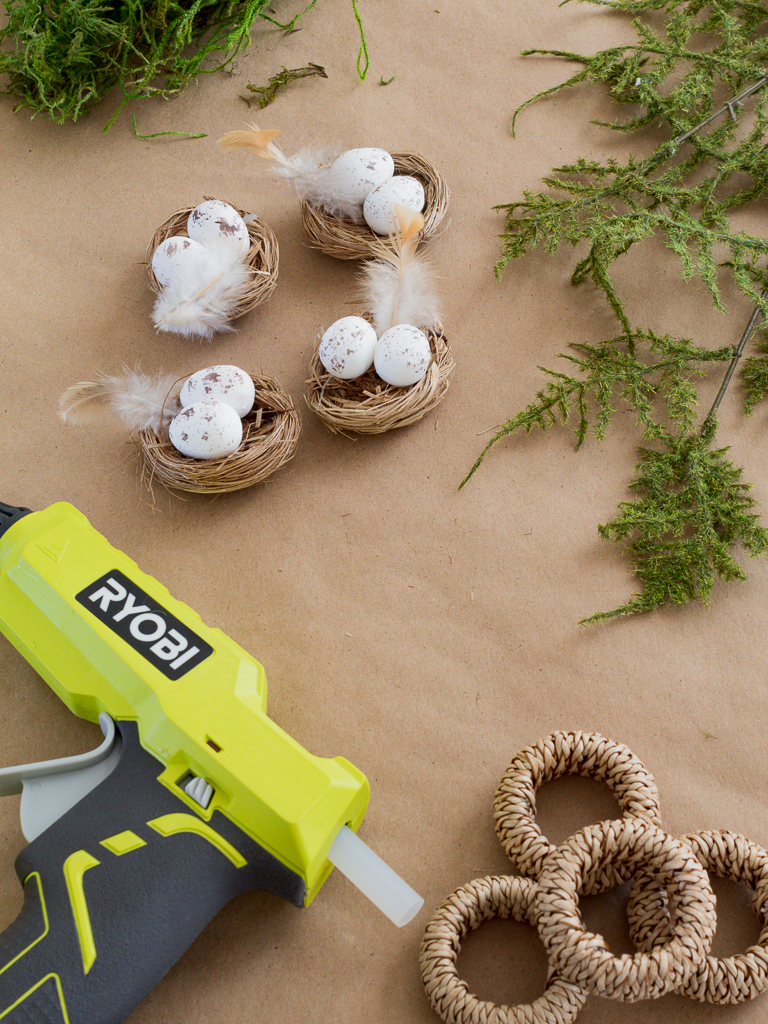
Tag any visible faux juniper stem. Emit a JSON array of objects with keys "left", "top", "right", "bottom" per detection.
[{"left": 473, "top": 0, "right": 768, "bottom": 619}]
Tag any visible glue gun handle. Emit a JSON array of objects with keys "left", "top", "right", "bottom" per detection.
[{"left": 0, "top": 721, "right": 305, "bottom": 1024}]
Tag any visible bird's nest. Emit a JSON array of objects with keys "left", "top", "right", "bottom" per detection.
[
  {"left": 305, "top": 323, "right": 455, "bottom": 434},
  {"left": 145, "top": 198, "right": 279, "bottom": 321},
  {"left": 300, "top": 153, "right": 449, "bottom": 261},
  {"left": 136, "top": 374, "right": 300, "bottom": 494}
]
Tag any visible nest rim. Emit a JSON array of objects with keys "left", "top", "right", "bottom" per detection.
[
  {"left": 300, "top": 152, "right": 449, "bottom": 260},
  {"left": 136, "top": 372, "right": 300, "bottom": 495},
  {"left": 305, "top": 320, "right": 455, "bottom": 434},
  {"left": 145, "top": 197, "right": 279, "bottom": 321}
]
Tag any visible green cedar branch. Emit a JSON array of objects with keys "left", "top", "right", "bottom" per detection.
[
  {"left": 460, "top": 329, "right": 734, "bottom": 488},
  {"left": 581, "top": 427, "right": 768, "bottom": 623},
  {"left": 472, "top": 0, "right": 768, "bottom": 619}
]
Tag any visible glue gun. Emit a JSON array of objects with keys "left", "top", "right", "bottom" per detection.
[{"left": 0, "top": 500, "right": 422, "bottom": 1024}]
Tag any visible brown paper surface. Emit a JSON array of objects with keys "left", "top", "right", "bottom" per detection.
[{"left": 1, "top": 2, "right": 768, "bottom": 1022}]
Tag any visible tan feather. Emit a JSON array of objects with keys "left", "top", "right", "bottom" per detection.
[{"left": 217, "top": 125, "right": 285, "bottom": 162}]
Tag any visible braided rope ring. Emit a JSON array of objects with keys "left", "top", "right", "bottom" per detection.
[
  {"left": 494, "top": 732, "right": 662, "bottom": 892},
  {"left": 419, "top": 875, "right": 587, "bottom": 1024},
  {"left": 627, "top": 830, "right": 768, "bottom": 1003},
  {"left": 535, "top": 818, "right": 717, "bottom": 1001}
]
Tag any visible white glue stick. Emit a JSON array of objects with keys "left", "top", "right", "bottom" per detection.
[{"left": 328, "top": 825, "right": 424, "bottom": 927}]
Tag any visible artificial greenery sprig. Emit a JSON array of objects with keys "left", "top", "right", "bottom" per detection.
[
  {"left": 466, "top": 0, "right": 768, "bottom": 620},
  {"left": 582, "top": 423, "right": 768, "bottom": 622}
]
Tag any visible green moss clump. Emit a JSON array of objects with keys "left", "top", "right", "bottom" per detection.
[{"left": 0, "top": 0, "right": 312, "bottom": 127}]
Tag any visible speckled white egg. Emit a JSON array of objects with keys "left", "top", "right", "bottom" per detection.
[
  {"left": 152, "top": 236, "right": 209, "bottom": 288},
  {"left": 363, "top": 176, "right": 426, "bottom": 235},
  {"left": 330, "top": 148, "right": 395, "bottom": 206},
  {"left": 187, "top": 200, "right": 250, "bottom": 257},
  {"left": 180, "top": 365, "right": 255, "bottom": 418},
  {"left": 168, "top": 401, "right": 243, "bottom": 460},
  {"left": 374, "top": 324, "right": 432, "bottom": 387},
  {"left": 319, "top": 316, "right": 378, "bottom": 379}
]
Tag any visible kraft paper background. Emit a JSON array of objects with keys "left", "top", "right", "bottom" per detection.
[{"left": 1, "top": 2, "right": 767, "bottom": 1022}]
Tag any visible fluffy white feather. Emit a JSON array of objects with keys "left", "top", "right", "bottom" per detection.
[
  {"left": 217, "top": 125, "right": 364, "bottom": 222},
  {"left": 283, "top": 147, "right": 367, "bottom": 222},
  {"left": 360, "top": 258, "right": 441, "bottom": 338},
  {"left": 152, "top": 246, "right": 254, "bottom": 341},
  {"left": 59, "top": 367, "right": 182, "bottom": 433},
  {"left": 358, "top": 205, "right": 440, "bottom": 336}
]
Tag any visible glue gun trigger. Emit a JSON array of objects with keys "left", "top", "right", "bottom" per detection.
[{"left": 0, "top": 713, "right": 121, "bottom": 841}]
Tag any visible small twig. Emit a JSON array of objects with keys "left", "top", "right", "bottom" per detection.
[
  {"left": 671, "top": 76, "right": 768, "bottom": 148},
  {"left": 702, "top": 289, "right": 768, "bottom": 432},
  {"left": 131, "top": 115, "right": 206, "bottom": 140},
  {"left": 241, "top": 63, "right": 327, "bottom": 108}
]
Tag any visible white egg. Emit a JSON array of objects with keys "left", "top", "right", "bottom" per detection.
[
  {"left": 330, "top": 148, "right": 395, "bottom": 206},
  {"left": 180, "top": 365, "right": 255, "bottom": 418},
  {"left": 318, "top": 316, "right": 378, "bottom": 379},
  {"left": 151, "top": 236, "right": 209, "bottom": 288},
  {"left": 374, "top": 324, "right": 432, "bottom": 387},
  {"left": 363, "top": 176, "right": 426, "bottom": 235},
  {"left": 187, "top": 200, "right": 250, "bottom": 257},
  {"left": 168, "top": 401, "right": 243, "bottom": 460}
]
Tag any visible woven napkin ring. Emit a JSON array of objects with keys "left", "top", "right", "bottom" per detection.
[
  {"left": 627, "top": 829, "right": 768, "bottom": 1003},
  {"left": 419, "top": 874, "right": 588, "bottom": 1024},
  {"left": 494, "top": 731, "right": 663, "bottom": 893},
  {"left": 535, "top": 817, "right": 717, "bottom": 1002}
]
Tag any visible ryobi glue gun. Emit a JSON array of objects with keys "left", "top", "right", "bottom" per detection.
[{"left": 0, "top": 500, "right": 422, "bottom": 1024}]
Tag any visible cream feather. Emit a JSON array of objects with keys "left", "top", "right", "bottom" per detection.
[
  {"left": 59, "top": 367, "right": 182, "bottom": 434},
  {"left": 217, "top": 124, "right": 363, "bottom": 222},
  {"left": 152, "top": 246, "right": 254, "bottom": 341},
  {"left": 358, "top": 204, "right": 440, "bottom": 337}
]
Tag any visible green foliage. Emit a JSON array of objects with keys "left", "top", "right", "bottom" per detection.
[
  {"left": 0, "top": 0, "right": 368, "bottom": 127},
  {"left": 742, "top": 339, "right": 768, "bottom": 414},
  {"left": 581, "top": 427, "right": 768, "bottom": 623},
  {"left": 0, "top": 0, "right": 278, "bottom": 126},
  {"left": 469, "top": 0, "right": 768, "bottom": 619},
  {"left": 461, "top": 329, "right": 734, "bottom": 486},
  {"left": 242, "top": 62, "right": 327, "bottom": 108}
]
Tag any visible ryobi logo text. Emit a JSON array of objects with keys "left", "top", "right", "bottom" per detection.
[{"left": 76, "top": 570, "right": 213, "bottom": 679}]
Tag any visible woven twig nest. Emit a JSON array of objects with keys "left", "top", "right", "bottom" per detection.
[
  {"left": 305, "top": 322, "right": 455, "bottom": 434},
  {"left": 300, "top": 153, "right": 449, "bottom": 260},
  {"left": 145, "top": 199, "right": 279, "bottom": 321},
  {"left": 136, "top": 374, "right": 300, "bottom": 494}
]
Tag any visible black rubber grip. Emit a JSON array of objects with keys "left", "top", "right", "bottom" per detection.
[
  {"left": 0, "top": 504, "right": 31, "bottom": 541},
  {"left": 0, "top": 721, "right": 305, "bottom": 1024}
]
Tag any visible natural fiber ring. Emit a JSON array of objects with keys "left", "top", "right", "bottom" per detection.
[
  {"left": 494, "top": 731, "right": 662, "bottom": 892},
  {"left": 627, "top": 830, "right": 768, "bottom": 1003},
  {"left": 535, "top": 818, "right": 717, "bottom": 1001},
  {"left": 419, "top": 875, "right": 587, "bottom": 1024}
]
